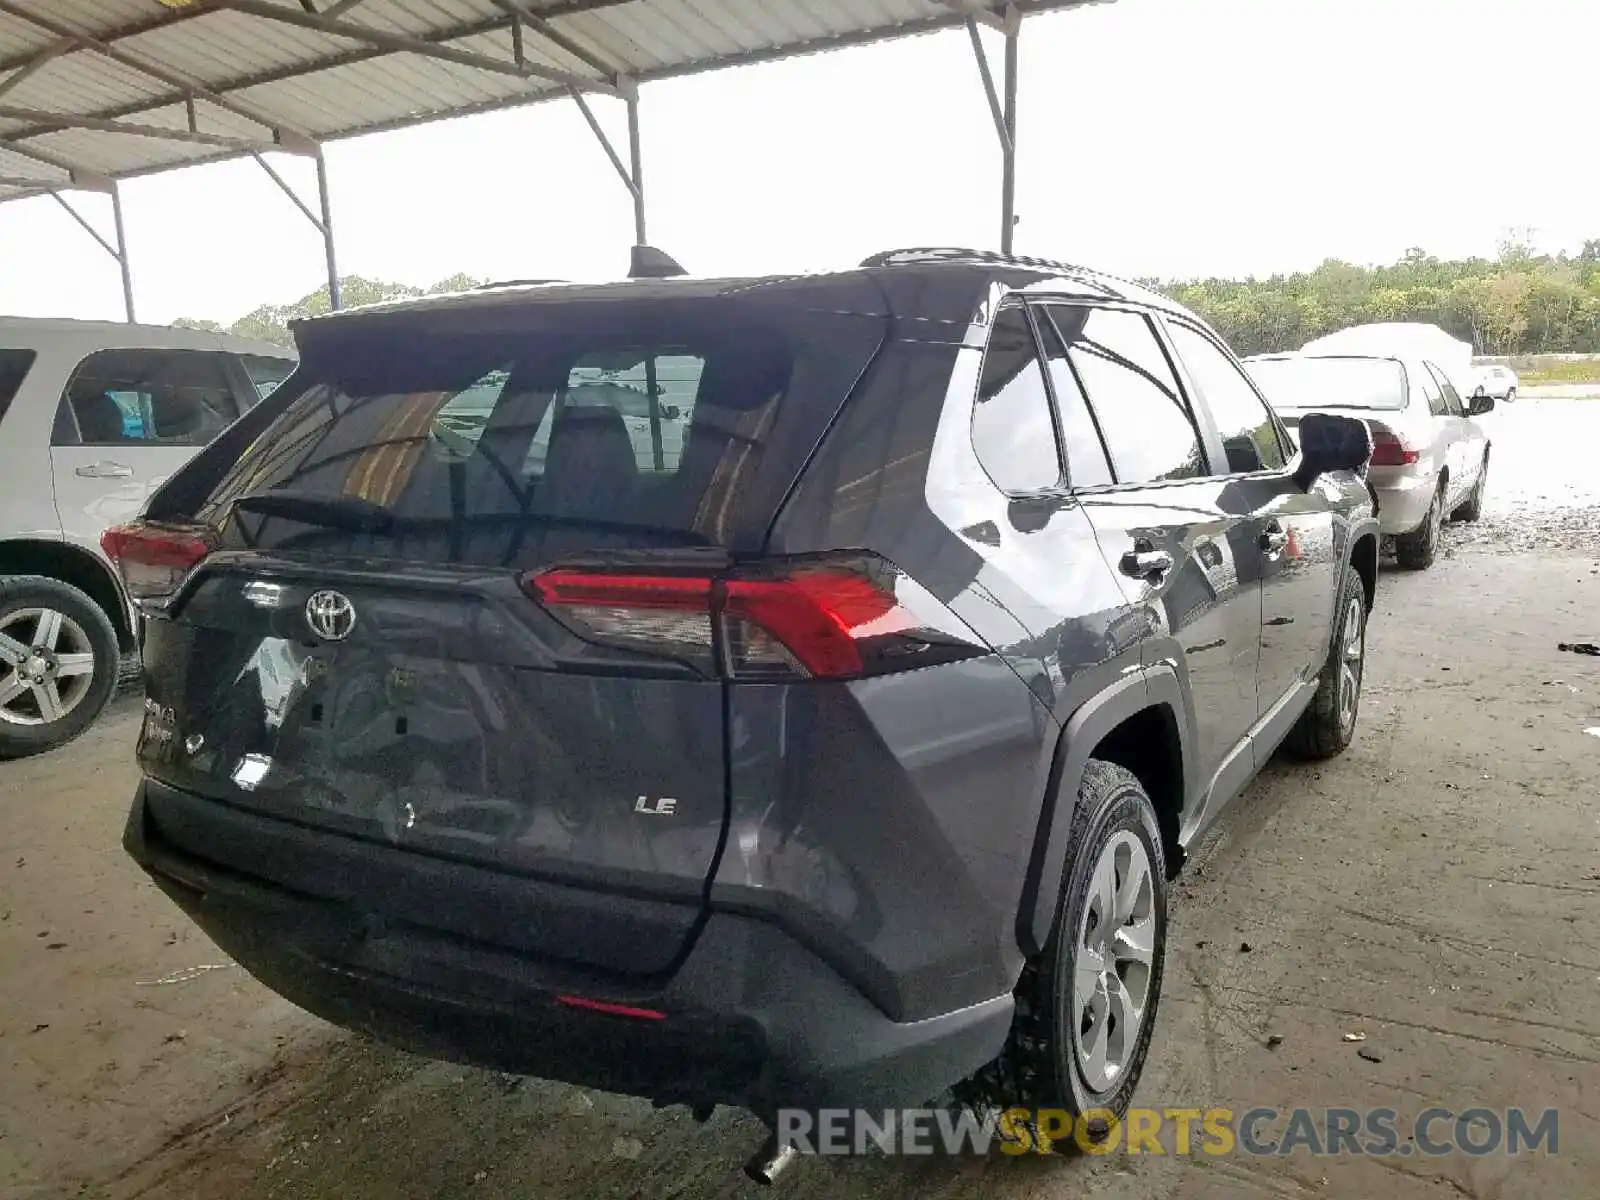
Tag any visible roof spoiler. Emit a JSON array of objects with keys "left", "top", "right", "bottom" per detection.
[
  {"left": 473, "top": 279, "right": 567, "bottom": 289},
  {"left": 629, "top": 245, "right": 688, "bottom": 279}
]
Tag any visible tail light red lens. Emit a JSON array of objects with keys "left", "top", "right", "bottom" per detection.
[
  {"left": 554, "top": 995, "right": 666, "bottom": 1021},
  {"left": 1367, "top": 430, "right": 1419, "bottom": 467},
  {"left": 523, "top": 557, "right": 973, "bottom": 682},
  {"left": 101, "top": 521, "right": 215, "bottom": 600}
]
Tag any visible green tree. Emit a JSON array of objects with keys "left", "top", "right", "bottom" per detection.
[
  {"left": 176, "top": 273, "right": 485, "bottom": 348},
  {"left": 1162, "top": 240, "right": 1600, "bottom": 355}
]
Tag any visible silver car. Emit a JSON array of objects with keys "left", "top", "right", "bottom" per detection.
[
  {"left": 1244, "top": 352, "right": 1492, "bottom": 570},
  {"left": 1470, "top": 363, "right": 1518, "bottom": 403}
]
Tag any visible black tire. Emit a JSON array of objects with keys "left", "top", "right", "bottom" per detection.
[
  {"left": 1393, "top": 477, "right": 1445, "bottom": 569},
  {"left": 1452, "top": 455, "right": 1487, "bottom": 523},
  {"left": 1505, "top": 388, "right": 1516, "bottom": 403},
  {"left": 961, "top": 759, "right": 1168, "bottom": 1151},
  {"left": 0, "top": 575, "right": 120, "bottom": 760},
  {"left": 1283, "top": 562, "right": 1367, "bottom": 760}
]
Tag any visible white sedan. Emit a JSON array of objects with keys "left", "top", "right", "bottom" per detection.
[
  {"left": 1245, "top": 352, "right": 1493, "bottom": 571},
  {"left": 1469, "top": 364, "right": 1518, "bottom": 402}
]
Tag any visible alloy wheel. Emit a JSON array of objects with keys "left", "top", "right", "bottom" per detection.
[
  {"left": 0, "top": 608, "right": 97, "bottom": 726},
  {"left": 1073, "top": 831, "right": 1156, "bottom": 1094},
  {"left": 1337, "top": 593, "right": 1365, "bottom": 735}
]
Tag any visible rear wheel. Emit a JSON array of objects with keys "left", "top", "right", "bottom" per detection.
[
  {"left": 0, "top": 576, "right": 120, "bottom": 760},
  {"left": 961, "top": 760, "right": 1167, "bottom": 1150},
  {"left": 1453, "top": 455, "right": 1488, "bottom": 522},
  {"left": 1284, "top": 563, "right": 1366, "bottom": 760},
  {"left": 1505, "top": 387, "right": 1516, "bottom": 403},
  {"left": 1394, "top": 478, "right": 1445, "bottom": 569}
]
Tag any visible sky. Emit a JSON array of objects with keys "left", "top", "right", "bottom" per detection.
[{"left": 1, "top": 0, "right": 1596, "bottom": 326}]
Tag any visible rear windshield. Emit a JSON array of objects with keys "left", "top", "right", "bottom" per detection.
[
  {"left": 0, "top": 348, "right": 37, "bottom": 426},
  {"left": 1244, "top": 356, "right": 1407, "bottom": 412},
  {"left": 196, "top": 296, "right": 884, "bottom": 567}
]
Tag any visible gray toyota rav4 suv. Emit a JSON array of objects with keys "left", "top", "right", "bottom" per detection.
[{"left": 110, "top": 249, "right": 1377, "bottom": 1159}]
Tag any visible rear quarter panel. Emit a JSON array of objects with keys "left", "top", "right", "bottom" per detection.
[{"left": 761, "top": 307, "right": 1146, "bottom": 1016}]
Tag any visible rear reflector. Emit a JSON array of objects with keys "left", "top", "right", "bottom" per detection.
[
  {"left": 1367, "top": 430, "right": 1419, "bottom": 467},
  {"left": 555, "top": 995, "right": 666, "bottom": 1020},
  {"left": 523, "top": 556, "right": 973, "bottom": 682},
  {"left": 101, "top": 521, "right": 214, "bottom": 601}
]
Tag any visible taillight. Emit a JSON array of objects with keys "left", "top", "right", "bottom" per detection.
[
  {"left": 101, "top": 521, "right": 215, "bottom": 601},
  {"left": 1367, "top": 430, "right": 1419, "bottom": 467},
  {"left": 554, "top": 995, "right": 666, "bottom": 1021},
  {"left": 522, "top": 556, "right": 978, "bottom": 682}
]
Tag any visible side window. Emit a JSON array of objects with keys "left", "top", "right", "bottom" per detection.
[
  {"left": 1050, "top": 305, "right": 1203, "bottom": 485},
  {"left": 1411, "top": 362, "right": 1447, "bottom": 417},
  {"left": 239, "top": 354, "right": 297, "bottom": 401},
  {"left": 1427, "top": 363, "right": 1463, "bottom": 416},
  {"left": 58, "top": 349, "right": 240, "bottom": 448},
  {"left": 970, "top": 305, "right": 1063, "bottom": 494},
  {"left": 1166, "top": 321, "right": 1287, "bottom": 473},
  {"left": 0, "top": 348, "right": 37, "bottom": 426},
  {"left": 1035, "top": 306, "right": 1114, "bottom": 488}
]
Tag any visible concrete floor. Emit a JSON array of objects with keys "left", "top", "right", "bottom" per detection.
[{"left": 4, "top": 416, "right": 1599, "bottom": 1199}]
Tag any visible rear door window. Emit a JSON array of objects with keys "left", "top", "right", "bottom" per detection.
[
  {"left": 0, "top": 348, "right": 36, "bottom": 426},
  {"left": 195, "top": 298, "right": 885, "bottom": 566},
  {"left": 55, "top": 349, "right": 241, "bottom": 447},
  {"left": 1426, "top": 363, "right": 1464, "bottom": 416},
  {"left": 1411, "top": 363, "right": 1447, "bottom": 416},
  {"left": 1034, "top": 306, "right": 1114, "bottom": 488},
  {"left": 1050, "top": 305, "right": 1205, "bottom": 485}
]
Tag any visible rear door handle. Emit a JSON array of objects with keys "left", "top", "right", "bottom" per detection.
[
  {"left": 75, "top": 461, "right": 133, "bottom": 478},
  {"left": 1120, "top": 548, "right": 1173, "bottom": 580}
]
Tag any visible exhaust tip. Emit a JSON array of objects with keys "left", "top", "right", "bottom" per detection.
[{"left": 744, "top": 1135, "right": 799, "bottom": 1186}]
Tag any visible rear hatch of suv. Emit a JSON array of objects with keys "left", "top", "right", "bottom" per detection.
[{"left": 117, "top": 278, "right": 890, "bottom": 977}]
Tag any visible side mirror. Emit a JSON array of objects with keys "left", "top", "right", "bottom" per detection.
[
  {"left": 1468, "top": 394, "right": 1495, "bottom": 416},
  {"left": 1293, "top": 411, "right": 1372, "bottom": 489}
]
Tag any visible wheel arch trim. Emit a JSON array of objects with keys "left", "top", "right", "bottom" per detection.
[
  {"left": 1016, "top": 664, "right": 1192, "bottom": 958},
  {"left": 0, "top": 536, "right": 133, "bottom": 647}
]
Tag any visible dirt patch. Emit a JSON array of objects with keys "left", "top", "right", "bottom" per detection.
[{"left": 3, "top": 519, "right": 1598, "bottom": 1199}]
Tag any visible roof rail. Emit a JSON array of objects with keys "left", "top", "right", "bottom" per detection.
[{"left": 858, "top": 246, "right": 1096, "bottom": 274}]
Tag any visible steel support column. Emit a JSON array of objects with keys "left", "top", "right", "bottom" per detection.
[
  {"left": 49, "top": 185, "right": 134, "bottom": 322},
  {"left": 627, "top": 95, "right": 646, "bottom": 245},
  {"left": 111, "top": 185, "right": 135, "bottom": 322},
  {"left": 316, "top": 150, "right": 341, "bottom": 309},
  {"left": 570, "top": 84, "right": 648, "bottom": 250},
  {"left": 1000, "top": 20, "right": 1018, "bottom": 254},
  {"left": 965, "top": 8, "right": 1021, "bottom": 254},
  {"left": 251, "top": 149, "right": 340, "bottom": 309}
]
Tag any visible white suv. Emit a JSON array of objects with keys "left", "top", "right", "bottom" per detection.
[{"left": 0, "top": 317, "right": 295, "bottom": 757}]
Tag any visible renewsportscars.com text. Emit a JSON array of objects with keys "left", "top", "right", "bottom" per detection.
[{"left": 774, "top": 1106, "right": 1559, "bottom": 1158}]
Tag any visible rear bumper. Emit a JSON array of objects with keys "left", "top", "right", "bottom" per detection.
[
  {"left": 123, "top": 779, "right": 1012, "bottom": 1120},
  {"left": 1371, "top": 470, "right": 1437, "bottom": 536}
]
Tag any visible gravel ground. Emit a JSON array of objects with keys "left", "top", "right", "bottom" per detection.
[{"left": 4, "top": 405, "right": 1599, "bottom": 1200}]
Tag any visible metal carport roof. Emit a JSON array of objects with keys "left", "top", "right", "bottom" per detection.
[{"left": 0, "top": 0, "right": 1109, "bottom": 319}]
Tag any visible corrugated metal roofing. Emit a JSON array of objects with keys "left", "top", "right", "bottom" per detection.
[{"left": 0, "top": 0, "right": 1106, "bottom": 204}]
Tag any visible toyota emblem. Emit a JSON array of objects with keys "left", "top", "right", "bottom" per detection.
[{"left": 305, "top": 589, "right": 357, "bottom": 641}]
